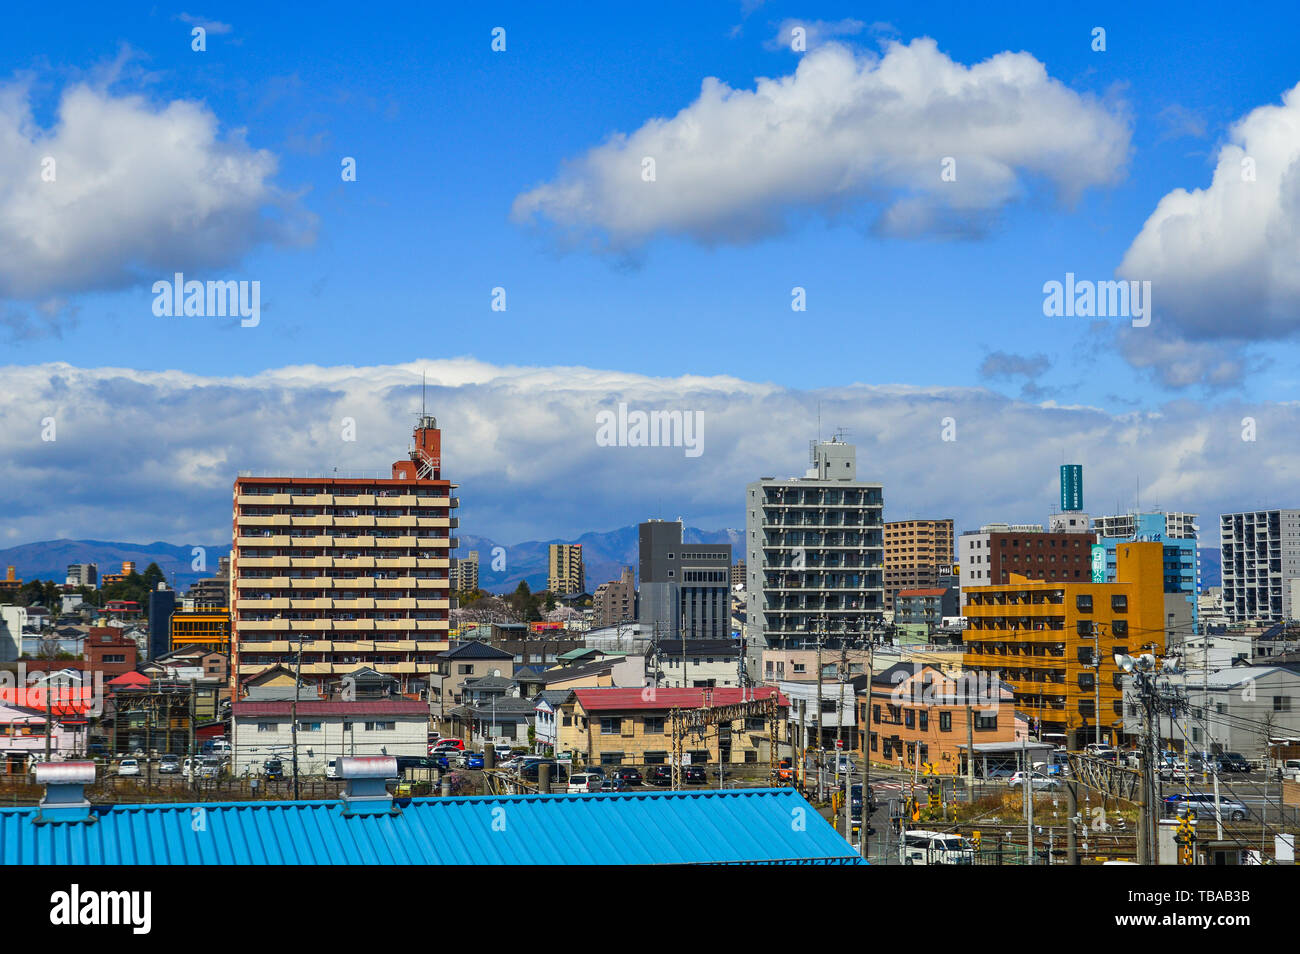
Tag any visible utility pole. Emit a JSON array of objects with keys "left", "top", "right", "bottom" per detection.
[
  {"left": 816, "top": 620, "right": 824, "bottom": 801},
  {"left": 291, "top": 632, "right": 304, "bottom": 800},
  {"left": 188, "top": 678, "right": 197, "bottom": 793},
  {"left": 966, "top": 703, "right": 975, "bottom": 802},
  {"left": 44, "top": 672, "right": 53, "bottom": 762},
  {"left": 1066, "top": 782, "right": 1079, "bottom": 865}
]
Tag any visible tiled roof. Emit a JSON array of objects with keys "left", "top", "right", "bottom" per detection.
[
  {"left": 0, "top": 789, "right": 859, "bottom": 865},
  {"left": 233, "top": 700, "right": 428, "bottom": 717},
  {"left": 573, "top": 686, "right": 788, "bottom": 712},
  {"left": 439, "top": 641, "right": 514, "bottom": 660}
]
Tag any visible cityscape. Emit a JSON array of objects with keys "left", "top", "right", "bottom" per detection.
[{"left": 0, "top": 0, "right": 1293, "bottom": 921}]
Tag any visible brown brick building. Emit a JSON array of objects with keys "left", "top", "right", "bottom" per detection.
[{"left": 883, "top": 519, "right": 955, "bottom": 611}]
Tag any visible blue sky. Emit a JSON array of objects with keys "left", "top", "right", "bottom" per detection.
[{"left": 4, "top": 2, "right": 1300, "bottom": 547}]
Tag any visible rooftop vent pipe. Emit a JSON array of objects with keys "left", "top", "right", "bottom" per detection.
[
  {"left": 338, "top": 756, "right": 398, "bottom": 816},
  {"left": 34, "top": 761, "right": 96, "bottom": 825}
]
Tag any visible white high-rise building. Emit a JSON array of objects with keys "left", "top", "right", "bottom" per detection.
[
  {"left": 1094, "top": 511, "right": 1199, "bottom": 540},
  {"left": 745, "top": 439, "right": 883, "bottom": 673},
  {"left": 1220, "top": 510, "right": 1300, "bottom": 622}
]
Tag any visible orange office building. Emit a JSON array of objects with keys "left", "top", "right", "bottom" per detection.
[{"left": 962, "top": 541, "right": 1166, "bottom": 749}]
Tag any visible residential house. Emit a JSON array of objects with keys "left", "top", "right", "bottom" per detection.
[{"left": 232, "top": 699, "right": 428, "bottom": 775}]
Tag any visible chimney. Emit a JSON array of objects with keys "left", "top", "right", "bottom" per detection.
[
  {"left": 337, "top": 756, "right": 398, "bottom": 816},
  {"left": 34, "top": 761, "right": 96, "bottom": 825}
]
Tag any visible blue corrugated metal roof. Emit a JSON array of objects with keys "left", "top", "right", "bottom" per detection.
[{"left": 1, "top": 788, "right": 861, "bottom": 865}]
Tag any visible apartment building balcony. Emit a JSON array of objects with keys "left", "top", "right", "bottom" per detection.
[
  {"left": 236, "top": 534, "right": 292, "bottom": 548},
  {"left": 238, "top": 556, "right": 291, "bottom": 569},
  {"left": 331, "top": 515, "right": 377, "bottom": 528},
  {"left": 236, "top": 493, "right": 293, "bottom": 506},
  {"left": 238, "top": 514, "right": 293, "bottom": 527}
]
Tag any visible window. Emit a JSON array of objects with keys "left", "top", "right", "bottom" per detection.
[
  {"left": 1112, "top": 620, "right": 1129, "bottom": 637},
  {"left": 600, "top": 752, "right": 624, "bottom": 766},
  {"left": 974, "top": 714, "right": 998, "bottom": 731},
  {"left": 1111, "top": 594, "right": 1127, "bottom": 612},
  {"left": 872, "top": 704, "right": 881, "bottom": 724},
  {"left": 644, "top": 751, "right": 667, "bottom": 764},
  {"left": 643, "top": 716, "right": 665, "bottom": 734},
  {"left": 904, "top": 710, "right": 915, "bottom": 729},
  {"left": 600, "top": 717, "right": 619, "bottom": 735},
  {"left": 1274, "top": 696, "right": 1292, "bottom": 713},
  {"left": 1076, "top": 594, "right": 1093, "bottom": 612},
  {"left": 918, "top": 711, "right": 929, "bottom": 731},
  {"left": 1077, "top": 621, "right": 1093, "bottom": 636},
  {"left": 939, "top": 711, "right": 952, "bottom": 732},
  {"left": 257, "top": 722, "right": 277, "bottom": 733},
  {"left": 364, "top": 722, "right": 395, "bottom": 731}
]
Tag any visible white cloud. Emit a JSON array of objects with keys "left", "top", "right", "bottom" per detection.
[
  {"left": 511, "top": 39, "right": 1130, "bottom": 249},
  {"left": 763, "top": 18, "right": 867, "bottom": 52},
  {"left": 0, "top": 358, "right": 1292, "bottom": 548},
  {"left": 1118, "top": 81, "right": 1300, "bottom": 384},
  {"left": 0, "top": 81, "right": 312, "bottom": 303}
]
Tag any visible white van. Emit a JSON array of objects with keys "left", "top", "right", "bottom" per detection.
[
  {"left": 326, "top": 759, "right": 338, "bottom": 779},
  {"left": 899, "top": 830, "right": 974, "bottom": 865},
  {"left": 567, "top": 773, "right": 602, "bottom": 794}
]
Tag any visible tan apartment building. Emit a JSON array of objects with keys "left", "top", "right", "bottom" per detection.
[
  {"left": 592, "top": 566, "right": 636, "bottom": 627},
  {"left": 883, "top": 519, "right": 954, "bottom": 611},
  {"left": 761, "top": 646, "right": 872, "bottom": 684},
  {"left": 547, "top": 544, "right": 585, "bottom": 596},
  {"left": 559, "top": 686, "right": 789, "bottom": 768},
  {"left": 230, "top": 416, "right": 458, "bottom": 696},
  {"left": 860, "top": 662, "right": 1015, "bottom": 775}
]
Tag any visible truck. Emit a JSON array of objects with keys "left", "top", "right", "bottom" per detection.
[{"left": 899, "top": 830, "right": 975, "bottom": 866}]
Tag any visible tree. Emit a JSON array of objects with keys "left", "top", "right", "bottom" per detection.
[{"left": 141, "top": 562, "right": 165, "bottom": 592}]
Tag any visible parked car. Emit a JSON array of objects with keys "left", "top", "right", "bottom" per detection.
[
  {"left": 599, "top": 776, "right": 626, "bottom": 792},
  {"left": 1085, "top": 744, "right": 1118, "bottom": 760},
  {"left": 519, "top": 760, "right": 568, "bottom": 784},
  {"left": 197, "top": 756, "right": 224, "bottom": 779},
  {"left": 1219, "top": 752, "right": 1252, "bottom": 774},
  {"left": 263, "top": 758, "right": 284, "bottom": 780},
  {"left": 395, "top": 756, "right": 437, "bottom": 773},
  {"left": 326, "top": 759, "right": 338, "bottom": 779},
  {"left": 684, "top": 764, "right": 707, "bottom": 784},
  {"left": 1164, "top": 792, "right": 1248, "bottom": 822},
  {"left": 432, "top": 738, "right": 465, "bottom": 753},
  {"left": 777, "top": 757, "right": 794, "bottom": 781},
  {"left": 984, "top": 766, "right": 1017, "bottom": 780},
  {"left": 1008, "top": 771, "right": 1060, "bottom": 791},
  {"left": 583, "top": 764, "right": 607, "bottom": 779},
  {"left": 613, "top": 766, "right": 642, "bottom": 786},
  {"left": 158, "top": 755, "right": 181, "bottom": 775},
  {"left": 464, "top": 752, "right": 485, "bottom": 770},
  {"left": 646, "top": 765, "right": 673, "bottom": 786},
  {"left": 1282, "top": 759, "right": 1300, "bottom": 781},
  {"left": 567, "top": 773, "right": 603, "bottom": 794},
  {"left": 116, "top": 758, "right": 140, "bottom": 777}
]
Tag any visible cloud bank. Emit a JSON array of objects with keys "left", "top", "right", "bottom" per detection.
[{"left": 1, "top": 359, "right": 1292, "bottom": 550}]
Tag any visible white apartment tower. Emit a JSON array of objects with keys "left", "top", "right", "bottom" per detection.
[
  {"left": 1220, "top": 510, "right": 1300, "bottom": 622},
  {"left": 745, "top": 439, "right": 884, "bottom": 671}
]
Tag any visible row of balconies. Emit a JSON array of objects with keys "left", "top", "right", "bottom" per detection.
[
  {"left": 236, "top": 575, "right": 449, "bottom": 589},
  {"left": 235, "top": 534, "right": 442, "bottom": 548},
  {"left": 233, "top": 597, "right": 444, "bottom": 610},
  {"left": 237, "top": 557, "right": 447, "bottom": 570},
  {"left": 235, "top": 493, "right": 452, "bottom": 507},
  {"left": 237, "top": 514, "right": 454, "bottom": 529},
  {"left": 233, "top": 637, "right": 449, "bottom": 651},
  {"left": 235, "top": 619, "right": 450, "bottom": 632}
]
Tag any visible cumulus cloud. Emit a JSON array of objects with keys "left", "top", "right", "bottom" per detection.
[
  {"left": 0, "top": 358, "right": 1291, "bottom": 548},
  {"left": 0, "top": 80, "right": 312, "bottom": 306},
  {"left": 177, "top": 13, "right": 233, "bottom": 34},
  {"left": 1119, "top": 82, "right": 1300, "bottom": 385},
  {"left": 511, "top": 38, "right": 1130, "bottom": 249}
]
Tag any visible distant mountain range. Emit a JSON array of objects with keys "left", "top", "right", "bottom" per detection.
[
  {"left": 0, "top": 534, "right": 1220, "bottom": 595},
  {"left": 0, "top": 526, "right": 747, "bottom": 595},
  {"left": 458, "top": 525, "right": 745, "bottom": 593},
  {"left": 0, "top": 539, "right": 231, "bottom": 590}
]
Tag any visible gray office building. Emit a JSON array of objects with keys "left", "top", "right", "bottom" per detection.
[
  {"left": 745, "top": 439, "right": 884, "bottom": 667},
  {"left": 637, "top": 520, "right": 732, "bottom": 640}
]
